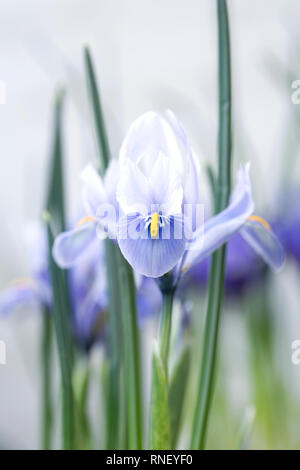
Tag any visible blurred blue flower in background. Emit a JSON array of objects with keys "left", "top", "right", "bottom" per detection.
[
  {"left": 0, "top": 223, "right": 51, "bottom": 315},
  {"left": 274, "top": 190, "right": 300, "bottom": 266},
  {"left": 68, "top": 234, "right": 108, "bottom": 352},
  {"left": 186, "top": 231, "right": 267, "bottom": 297},
  {"left": 0, "top": 222, "right": 108, "bottom": 351},
  {"left": 136, "top": 276, "right": 162, "bottom": 326}
]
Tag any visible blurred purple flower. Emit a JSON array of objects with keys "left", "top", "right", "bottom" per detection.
[
  {"left": 186, "top": 231, "right": 267, "bottom": 297},
  {"left": 0, "top": 223, "right": 51, "bottom": 315},
  {"left": 273, "top": 190, "right": 300, "bottom": 265},
  {"left": 136, "top": 276, "right": 162, "bottom": 326},
  {"left": 0, "top": 223, "right": 108, "bottom": 351}
]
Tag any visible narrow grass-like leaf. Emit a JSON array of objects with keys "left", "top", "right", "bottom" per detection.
[
  {"left": 46, "top": 215, "right": 74, "bottom": 449},
  {"left": 73, "top": 361, "right": 92, "bottom": 449},
  {"left": 84, "top": 45, "right": 122, "bottom": 448},
  {"left": 46, "top": 89, "right": 66, "bottom": 235},
  {"left": 205, "top": 163, "right": 217, "bottom": 211},
  {"left": 169, "top": 346, "right": 191, "bottom": 448},
  {"left": 41, "top": 308, "right": 53, "bottom": 450},
  {"left": 105, "top": 239, "right": 123, "bottom": 448},
  {"left": 45, "top": 91, "right": 74, "bottom": 449},
  {"left": 191, "top": 0, "right": 232, "bottom": 450},
  {"left": 84, "top": 45, "right": 143, "bottom": 449},
  {"left": 118, "top": 255, "right": 143, "bottom": 450},
  {"left": 84, "top": 46, "right": 110, "bottom": 175},
  {"left": 150, "top": 344, "right": 171, "bottom": 450}
]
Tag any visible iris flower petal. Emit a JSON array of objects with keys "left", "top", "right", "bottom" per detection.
[
  {"left": 166, "top": 109, "right": 201, "bottom": 205},
  {"left": 53, "top": 222, "right": 96, "bottom": 268},
  {"left": 183, "top": 163, "right": 254, "bottom": 271},
  {"left": 240, "top": 219, "right": 285, "bottom": 271},
  {"left": 103, "top": 159, "right": 120, "bottom": 207},
  {"left": 149, "top": 153, "right": 183, "bottom": 215},
  {"left": 0, "top": 283, "right": 44, "bottom": 315},
  {"left": 117, "top": 160, "right": 151, "bottom": 215},
  {"left": 118, "top": 214, "right": 186, "bottom": 278},
  {"left": 119, "top": 112, "right": 183, "bottom": 177},
  {"left": 80, "top": 163, "right": 106, "bottom": 216}
]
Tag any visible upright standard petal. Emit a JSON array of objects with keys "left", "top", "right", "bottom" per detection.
[
  {"left": 119, "top": 112, "right": 183, "bottom": 177},
  {"left": 117, "top": 160, "right": 152, "bottom": 215},
  {"left": 240, "top": 218, "right": 285, "bottom": 271},
  {"left": 165, "top": 110, "right": 201, "bottom": 206},
  {"left": 104, "top": 159, "right": 120, "bottom": 207},
  {"left": 53, "top": 222, "right": 97, "bottom": 268},
  {"left": 148, "top": 153, "right": 183, "bottom": 215},
  {"left": 80, "top": 163, "right": 106, "bottom": 216},
  {"left": 183, "top": 164, "right": 254, "bottom": 271}
]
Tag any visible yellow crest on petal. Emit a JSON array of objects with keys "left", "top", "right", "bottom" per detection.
[
  {"left": 75, "top": 215, "right": 96, "bottom": 228},
  {"left": 150, "top": 212, "right": 159, "bottom": 239}
]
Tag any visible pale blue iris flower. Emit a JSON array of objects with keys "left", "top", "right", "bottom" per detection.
[
  {"left": 53, "top": 111, "right": 285, "bottom": 286},
  {"left": 115, "top": 111, "right": 285, "bottom": 281}
]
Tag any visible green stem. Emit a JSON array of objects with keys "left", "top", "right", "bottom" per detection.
[
  {"left": 41, "top": 309, "right": 53, "bottom": 450},
  {"left": 159, "top": 290, "right": 174, "bottom": 370},
  {"left": 191, "top": 0, "right": 232, "bottom": 450}
]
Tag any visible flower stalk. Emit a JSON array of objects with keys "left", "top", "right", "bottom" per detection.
[
  {"left": 191, "top": 0, "right": 232, "bottom": 450},
  {"left": 149, "top": 284, "right": 174, "bottom": 450}
]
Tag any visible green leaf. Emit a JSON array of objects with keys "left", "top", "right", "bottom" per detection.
[
  {"left": 84, "top": 46, "right": 123, "bottom": 449},
  {"left": 118, "top": 255, "right": 143, "bottom": 450},
  {"left": 104, "top": 239, "right": 123, "bottom": 449},
  {"left": 46, "top": 89, "right": 66, "bottom": 235},
  {"left": 73, "top": 361, "right": 93, "bottom": 450},
  {"left": 169, "top": 347, "right": 191, "bottom": 448},
  {"left": 150, "top": 345, "right": 171, "bottom": 450},
  {"left": 84, "top": 45, "right": 110, "bottom": 174},
  {"left": 44, "top": 90, "right": 74, "bottom": 450},
  {"left": 83, "top": 45, "right": 143, "bottom": 449},
  {"left": 205, "top": 163, "right": 217, "bottom": 212},
  {"left": 190, "top": 0, "right": 232, "bottom": 450},
  {"left": 40, "top": 308, "right": 53, "bottom": 450}
]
